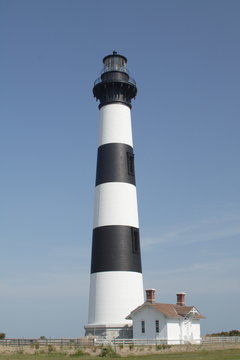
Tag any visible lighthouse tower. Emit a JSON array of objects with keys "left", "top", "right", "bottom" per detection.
[{"left": 85, "top": 52, "right": 144, "bottom": 339}]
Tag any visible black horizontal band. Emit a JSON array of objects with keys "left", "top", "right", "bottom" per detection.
[
  {"left": 96, "top": 143, "right": 135, "bottom": 186},
  {"left": 91, "top": 225, "right": 142, "bottom": 273}
]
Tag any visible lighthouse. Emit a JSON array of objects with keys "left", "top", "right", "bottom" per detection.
[{"left": 85, "top": 52, "right": 144, "bottom": 339}]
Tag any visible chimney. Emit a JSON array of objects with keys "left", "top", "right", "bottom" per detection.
[
  {"left": 176, "top": 292, "right": 186, "bottom": 306},
  {"left": 145, "top": 289, "right": 156, "bottom": 304}
]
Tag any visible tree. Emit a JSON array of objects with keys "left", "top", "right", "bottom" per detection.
[
  {"left": 206, "top": 330, "right": 240, "bottom": 337},
  {"left": 0, "top": 333, "right": 6, "bottom": 339}
]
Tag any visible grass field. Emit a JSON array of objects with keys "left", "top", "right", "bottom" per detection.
[{"left": 0, "top": 347, "right": 240, "bottom": 360}]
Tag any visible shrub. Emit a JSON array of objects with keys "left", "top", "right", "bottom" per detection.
[
  {"left": 71, "top": 348, "right": 86, "bottom": 357},
  {"left": 99, "top": 346, "right": 118, "bottom": 357},
  {"left": 47, "top": 344, "right": 55, "bottom": 353},
  {"left": 206, "top": 329, "right": 240, "bottom": 337},
  {"left": 156, "top": 344, "right": 171, "bottom": 350},
  {"left": 0, "top": 333, "right": 6, "bottom": 339}
]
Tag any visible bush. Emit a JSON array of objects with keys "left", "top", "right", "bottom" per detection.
[
  {"left": 156, "top": 344, "right": 171, "bottom": 350},
  {"left": 129, "top": 343, "right": 134, "bottom": 350},
  {"left": 99, "top": 346, "right": 119, "bottom": 357},
  {"left": 0, "top": 333, "right": 6, "bottom": 339},
  {"left": 47, "top": 344, "right": 55, "bottom": 353},
  {"left": 71, "top": 348, "right": 86, "bottom": 357},
  {"left": 206, "top": 329, "right": 240, "bottom": 337}
]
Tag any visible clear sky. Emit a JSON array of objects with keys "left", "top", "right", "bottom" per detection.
[{"left": 1, "top": 0, "right": 240, "bottom": 338}]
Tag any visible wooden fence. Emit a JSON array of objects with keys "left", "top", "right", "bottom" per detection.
[
  {"left": 202, "top": 336, "right": 240, "bottom": 344},
  {"left": 0, "top": 336, "right": 240, "bottom": 346},
  {"left": 0, "top": 338, "right": 94, "bottom": 346}
]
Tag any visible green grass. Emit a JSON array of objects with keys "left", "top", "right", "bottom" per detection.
[
  {"left": 0, "top": 349, "right": 240, "bottom": 360},
  {"left": 127, "top": 349, "right": 240, "bottom": 360}
]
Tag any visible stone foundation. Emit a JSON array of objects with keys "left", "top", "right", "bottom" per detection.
[{"left": 84, "top": 324, "right": 133, "bottom": 340}]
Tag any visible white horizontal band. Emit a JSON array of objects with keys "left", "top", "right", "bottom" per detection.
[
  {"left": 93, "top": 182, "right": 139, "bottom": 228},
  {"left": 88, "top": 271, "right": 144, "bottom": 325},
  {"left": 99, "top": 104, "right": 133, "bottom": 147}
]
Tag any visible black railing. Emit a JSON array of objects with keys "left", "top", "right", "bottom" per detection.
[{"left": 94, "top": 76, "right": 136, "bottom": 87}]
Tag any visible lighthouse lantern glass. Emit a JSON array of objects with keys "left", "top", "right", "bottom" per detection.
[{"left": 103, "top": 55, "right": 128, "bottom": 74}]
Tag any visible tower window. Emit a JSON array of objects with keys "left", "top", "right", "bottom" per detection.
[
  {"left": 132, "top": 228, "right": 140, "bottom": 254},
  {"left": 155, "top": 320, "right": 159, "bottom": 333},
  {"left": 141, "top": 320, "right": 145, "bottom": 333},
  {"left": 127, "top": 152, "right": 135, "bottom": 176}
]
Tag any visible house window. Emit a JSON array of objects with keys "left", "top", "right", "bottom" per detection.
[
  {"left": 155, "top": 320, "right": 159, "bottom": 333},
  {"left": 127, "top": 152, "right": 135, "bottom": 176},
  {"left": 141, "top": 320, "right": 145, "bottom": 333}
]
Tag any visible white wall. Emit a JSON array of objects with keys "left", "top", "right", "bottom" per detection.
[
  {"left": 191, "top": 320, "right": 201, "bottom": 343},
  {"left": 132, "top": 305, "right": 167, "bottom": 339},
  {"left": 180, "top": 318, "right": 201, "bottom": 344},
  {"left": 166, "top": 319, "right": 180, "bottom": 343}
]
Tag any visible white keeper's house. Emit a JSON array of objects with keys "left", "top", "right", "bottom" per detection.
[{"left": 126, "top": 289, "right": 205, "bottom": 344}]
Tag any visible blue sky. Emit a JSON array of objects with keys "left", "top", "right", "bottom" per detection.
[{"left": 1, "top": 0, "right": 239, "bottom": 338}]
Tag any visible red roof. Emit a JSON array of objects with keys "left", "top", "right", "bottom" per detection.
[{"left": 126, "top": 302, "right": 205, "bottom": 320}]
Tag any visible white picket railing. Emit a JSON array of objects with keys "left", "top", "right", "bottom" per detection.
[
  {"left": 0, "top": 336, "right": 240, "bottom": 346},
  {"left": 202, "top": 336, "right": 240, "bottom": 343}
]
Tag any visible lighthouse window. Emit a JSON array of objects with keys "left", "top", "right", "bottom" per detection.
[
  {"left": 141, "top": 320, "right": 145, "bottom": 333},
  {"left": 132, "top": 228, "right": 140, "bottom": 254},
  {"left": 104, "top": 56, "right": 126, "bottom": 72},
  {"left": 155, "top": 320, "right": 160, "bottom": 333},
  {"left": 127, "top": 152, "right": 135, "bottom": 176}
]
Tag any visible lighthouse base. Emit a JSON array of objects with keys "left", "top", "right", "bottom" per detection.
[{"left": 84, "top": 323, "right": 133, "bottom": 340}]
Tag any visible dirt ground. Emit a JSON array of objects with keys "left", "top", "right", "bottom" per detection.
[
  {"left": 112, "top": 343, "right": 240, "bottom": 356},
  {"left": 0, "top": 342, "right": 240, "bottom": 356}
]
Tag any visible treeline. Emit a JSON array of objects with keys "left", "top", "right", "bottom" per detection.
[{"left": 206, "top": 330, "right": 240, "bottom": 337}]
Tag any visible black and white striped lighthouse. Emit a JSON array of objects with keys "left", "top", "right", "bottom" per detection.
[{"left": 85, "top": 52, "right": 144, "bottom": 339}]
